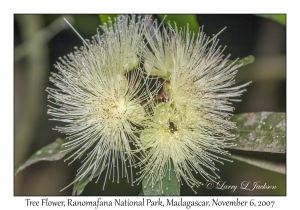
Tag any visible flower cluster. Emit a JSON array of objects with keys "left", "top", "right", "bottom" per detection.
[
  {"left": 47, "top": 15, "right": 159, "bottom": 189},
  {"left": 138, "top": 24, "right": 251, "bottom": 192},
  {"left": 47, "top": 15, "right": 250, "bottom": 193}
]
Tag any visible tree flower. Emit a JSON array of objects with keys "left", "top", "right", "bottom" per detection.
[
  {"left": 46, "top": 15, "right": 159, "bottom": 189},
  {"left": 138, "top": 23, "right": 251, "bottom": 192},
  {"left": 46, "top": 14, "right": 250, "bottom": 194}
]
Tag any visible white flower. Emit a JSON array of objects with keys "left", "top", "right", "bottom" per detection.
[
  {"left": 138, "top": 23, "right": 251, "bottom": 192},
  {"left": 47, "top": 15, "right": 159, "bottom": 189}
]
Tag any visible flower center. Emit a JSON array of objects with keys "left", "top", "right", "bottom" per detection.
[{"left": 107, "top": 100, "right": 127, "bottom": 117}]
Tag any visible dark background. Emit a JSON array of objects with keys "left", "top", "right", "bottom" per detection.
[{"left": 14, "top": 14, "right": 286, "bottom": 195}]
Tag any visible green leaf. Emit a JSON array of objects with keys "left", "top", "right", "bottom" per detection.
[
  {"left": 72, "top": 164, "right": 107, "bottom": 195},
  {"left": 230, "top": 112, "right": 286, "bottom": 153},
  {"left": 142, "top": 163, "right": 180, "bottom": 195},
  {"left": 72, "top": 175, "right": 96, "bottom": 196},
  {"left": 138, "top": 189, "right": 144, "bottom": 196},
  {"left": 99, "top": 14, "right": 118, "bottom": 25},
  {"left": 72, "top": 175, "right": 94, "bottom": 196},
  {"left": 229, "top": 152, "right": 285, "bottom": 174},
  {"left": 14, "top": 138, "right": 73, "bottom": 175},
  {"left": 232, "top": 55, "right": 255, "bottom": 67},
  {"left": 257, "top": 14, "right": 286, "bottom": 26},
  {"left": 227, "top": 112, "right": 286, "bottom": 174},
  {"left": 157, "top": 14, "right": 199, "bottom": 34}
]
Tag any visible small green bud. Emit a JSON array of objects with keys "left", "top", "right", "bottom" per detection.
[{"left": 123, "top": 55, "right": 139, "bottom": 73}]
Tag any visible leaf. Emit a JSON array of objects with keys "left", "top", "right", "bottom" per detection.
[
  {"left": 138, "top": 189, "right": 144, "bottom": 196},
  {"left": 72, "top": 164, "right": 107, "bottom": 195},
  {"left": 72, "top": 176, "right": 93, "bottom": 196},
  {"left": 72, "top": 175, "right": 97, "bottom": 196},
  {"left": 257, "top": 14, "right": 286, "bottom": 26},
  {"left": 232, "top": 55, "right": 255, "bottom": 67},
  {"left": 157, "top": 14, "right": 199, "bottom": 35},
  {"left": 14, "top": 138, "right": 73, "bottom": 175},
  {"left": 230, "top": 112, "right": 286, "bottom": 153},
  {"left": 99, "top": 14, "right": 118, "bottom": 25},
  {"left": 142, "top": 163, "right": 180, "bottom": 195},
  {"left": 229, "top": 153, "right": 285, "bottom": 174}
]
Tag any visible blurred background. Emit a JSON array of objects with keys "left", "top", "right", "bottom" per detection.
[{"left": 14, "top": 14, "right": 286, "bottom": 195}]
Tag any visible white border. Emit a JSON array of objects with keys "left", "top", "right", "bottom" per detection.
[{"left": 3, "top": 0, "right": 298, "bottom": 209}]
